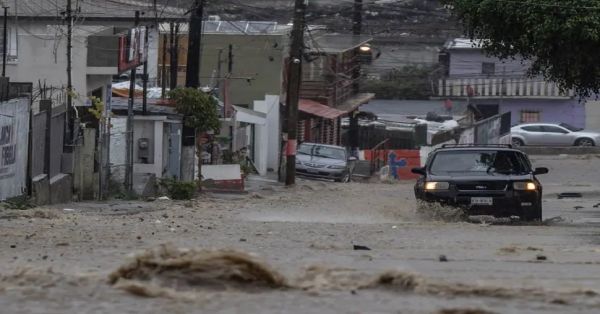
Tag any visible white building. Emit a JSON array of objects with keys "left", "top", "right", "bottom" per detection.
[{"left": 2, "top": 0, "right": 185, "bottom": 107}]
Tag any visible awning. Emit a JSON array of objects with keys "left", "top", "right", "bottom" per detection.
[
  {"left": 299, "top": 99, "right": 346, "bottom": 119},
  {"left": 233, "top": 105, "right": 266, "bottom": 125},
  {"left": 337, "top": 93, "right": 376, "bottom": 113}
]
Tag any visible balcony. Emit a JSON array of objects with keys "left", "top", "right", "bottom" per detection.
[{"left": 436, "top": 77, "right": 574, "bottom": 99}]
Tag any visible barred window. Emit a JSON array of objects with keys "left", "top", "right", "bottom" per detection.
[{"left": 520, "top": 110, "right": 540, "bottom": 123}]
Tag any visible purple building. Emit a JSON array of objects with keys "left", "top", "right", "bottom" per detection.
[{"left": 436, "top": 39, "right": 585, "bottom": 128}]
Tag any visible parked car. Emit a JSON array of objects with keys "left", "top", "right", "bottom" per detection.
[
  {"left": 411, "top": 144, "right": 549, "bottom": 221},
  {"left": 511, "top": 123, "right": 600, "bottom": 147},
  {"left": 296, "top": 143, "right": 356, "bottom": 182}
]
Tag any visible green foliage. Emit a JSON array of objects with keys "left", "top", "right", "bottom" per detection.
[
  {"left": 445, "top": 0, "right": 600, "bottom": 95},
  {"left": 2, "top": 196, "right": 36, "bottom": 210},
  {"left": 159, "top": 177, "right": 197, "bottom": 200},
  {"left": 362, "top": 65, "right": 434, "bottom": 99},
  {"left": 169, "top": 88, "right": 221, "bottom": 132}
]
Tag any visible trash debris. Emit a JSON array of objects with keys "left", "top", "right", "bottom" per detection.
[
  {"left": 55, "top": 242, "right": 69, "bottom": 247},
  {"left": 9, "top": 244, "right": 16, "bottom": 248},
  {"left": 593, "top": 203, "right": 600, "bottom": 208},
  {"left": 574, "top": 206, "right": 584, "bottom": 210},
  {"left": 438, "top": 255, "right": 448, "bottom": 262},
  {"left": 391, "top": 225, "right": 398, "bottom": 229},
  {"left": 157, "top": 196, "right": 171, "bottom": 201},
  {"left": 63, "top": 208, "right": 75, "bottom": 212},
  {"left": 536, "top": 254, "right": 547, "bottom": 261},
  {"left": 353, "top": 245, "right": 371, "bottom": 251},
  {"left": 437, "top": 308, "right": 497, "bottom": 314},
  {"left": 239, "top": 238, "right": 247, "bottom": 242},
  {"left": 557, "top": 192, "right": 582, "bottom": 199}
]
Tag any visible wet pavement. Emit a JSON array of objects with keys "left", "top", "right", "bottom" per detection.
[{"left": 0, "top": 155, "right": 599, "bottom": 313}]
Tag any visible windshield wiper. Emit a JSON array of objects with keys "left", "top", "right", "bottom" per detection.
[{"left": 314, "top": 154, "right": 336, "bottom": 159}]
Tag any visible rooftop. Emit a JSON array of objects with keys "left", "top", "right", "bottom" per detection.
[
  {"left": 159, "top": 21, "right": 292, "bottom": 35},
  {"left": 10, "top": 0, "right": 185, "bottom": 20},
  {"left": 444, "top": 38, "right": 484, "bottom": 50},
  {"left": 308, "top": 34, "right": 373, "bottom": 53}
]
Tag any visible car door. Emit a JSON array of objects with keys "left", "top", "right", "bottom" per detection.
[
  {"left": 540, "top": 125, "right": 572, "bottom": 146},
  {"left": 518, "top": 125, "right": 545, "bottom": 145}
]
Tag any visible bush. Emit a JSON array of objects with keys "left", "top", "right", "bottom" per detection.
[{"left": 159, "top": 177, "right": 197, "bottom": 200}]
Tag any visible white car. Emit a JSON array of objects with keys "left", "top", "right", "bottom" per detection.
[{"left": 511, "top": 123, "right": 600, "bottom": 147}]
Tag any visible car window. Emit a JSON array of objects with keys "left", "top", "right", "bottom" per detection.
[
  {"left": 542, "top": 126, "right": 568, "bottom": 134},
  {"left": 429, "top": 150, "right": 531, "bottom": 175},
  {"left": 521, "top": 125, "right": 543, "bottom": 132},
  {"left": 298, "top": 144, "right": 314, "bottom": 155},
  {"left": 559, "top": 123, "right": 583, "bottom": 132},
  {"left": 313, "top": 146, "right": 346, "bottom": 160}
]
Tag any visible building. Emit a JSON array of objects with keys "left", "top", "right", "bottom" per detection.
[
  {"left": 3, "top": 0, "right": 185, "bottom": 109},
  {"left": 435, "top": 38, "right": 584, "bottom": 128},
  {"left": 297, "top": 34, "right": 375, "bottom": 146}
]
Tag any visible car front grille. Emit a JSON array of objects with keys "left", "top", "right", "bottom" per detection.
[{"left": 455, "top": 182, "right": 507, "bottom": 191}]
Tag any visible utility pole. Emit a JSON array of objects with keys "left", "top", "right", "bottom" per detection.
[
  {"left": 142, "top": 26, "right": 149, "bottom": 114},
  {"left": 66, "top": 0, "right": 74, "bottom": 144},
  {"left": 284, "top": 0, "right": 307, "bottom": 186},
  {"left": 185, "top": 0, "right": 205, "bottom": 88},
  {"left": 125, "top": 11, "right": 140, "bottom": 193},
  {"left": 225, "top": 44, "right": 233, "bottom": 118},
  {"left": 170, "top": 23, "right": 179, "bottom": 90},
  {"left": 348, "top": 0, "right": 363, "bottom": 157},
  {"left": 161, "top": 33, "right": 167, "bottom": 98},
  {"left": 2, "top": 4, "right": 8, "bottom": 77},
  {"left": 352, "top": 0, "right": 362, "bottom": 93}
]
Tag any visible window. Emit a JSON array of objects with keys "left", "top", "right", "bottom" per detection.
[
  {"left": 482, "top": 62, "right": 495, "bottom": 75},
  {"left": 542, "top": 125, "right": 568, "bottom": 134},
  {"left": 521, "top": 125, "right": 543, "bottom": 132},
  {"left": 520, "top": 111, "right": 540, "bottom": 123},
  {"left": 430, "top": 150, "right": 531, "bottom": 175},
  {"left": 0, "top": 27, "right": 16, "bottom": 60}
]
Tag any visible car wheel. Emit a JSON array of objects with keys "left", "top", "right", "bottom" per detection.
[
  {"left": 335, "top": 172, "right": 351, "bottom": 183},
  {"left": 575, "top": 138, "right": 595, "bottom": 147},
  {"left": 523, "top": 203, "right": 542, "bottom": 222},
  {"left": 511, "top": 138, "right": 524, "bottom": 147}
]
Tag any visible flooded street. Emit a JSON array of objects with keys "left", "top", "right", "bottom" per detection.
[{"left": 1, "top": 156, "right": 600, "bottom": 314}]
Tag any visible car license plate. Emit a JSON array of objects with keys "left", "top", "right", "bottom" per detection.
[
  {"left": 306, "top": 169, "right": 319, "bottom": 174},
  {"left": 471, "top": 197, "right": 493, "bottom": 206}
]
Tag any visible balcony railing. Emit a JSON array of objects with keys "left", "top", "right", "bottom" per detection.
[{"left": 437, "top": 77, "right": 574, "bottom": 99}]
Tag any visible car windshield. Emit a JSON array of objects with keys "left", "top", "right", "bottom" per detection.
[
  {"left": 559, "top": 123, "right": 583, "bottom": 132},
  {"left": 429, "top": 150, "right": 531, "bottom": 175},
  {"left": 297, "top": 144, "right": 346, "bottom": 160}
]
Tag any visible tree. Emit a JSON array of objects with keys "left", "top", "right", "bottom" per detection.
[
  {"left": 169, "top": 88, "right": 221, "bottom": 183},
  {"left": 361, "top": 65, "right": 435, "bottom": 99},
  {"left": 445, "top": 0, "right": 600, "bottom": 95}
]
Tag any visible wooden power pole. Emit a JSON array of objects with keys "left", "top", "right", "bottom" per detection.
[
  {"left": 186, "top": 0, "right": 205, "bottom": 88},
  {"left": 125, "top": 11, "right": 140, "bottom": 193},
  {"left": 284, "top": 0, "right": 307, "bottom": 186}
]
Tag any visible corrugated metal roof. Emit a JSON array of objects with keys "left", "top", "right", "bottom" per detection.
[
  {"left": 159, "top": 21, "right": 291, "bottom": 34},
  {"left": 445, "top": 38, "right": 484, "bottom": 50},
  {"left": 10, "top": 0, "right": 185, "bottom": 19},
  {"left": 308, "top": 34, "right": 373, "bottom": 53},
  {"left": 299, "top": 99, "right": 346, "bottom": 120}
]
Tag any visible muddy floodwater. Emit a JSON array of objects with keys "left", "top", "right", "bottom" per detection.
[{"left": 1, "top": 155, "right": 600, "bottom": 314}]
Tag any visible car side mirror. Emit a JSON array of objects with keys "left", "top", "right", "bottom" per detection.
[
  {"left": 348, "top": 156, "right": 358, "bottom": 162},
  {"left": 411, "top": 167, "right": 426, "bottom": 175},
  {"left": 534, "top": 167, "right": 549, "bottom": 175}
]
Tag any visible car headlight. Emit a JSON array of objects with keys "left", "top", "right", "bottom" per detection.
[
  {"left": 425, "top": 182, "right": 450, "bottom": 190},
  {"left": 513, "top": 182, "right": 536, "bottom": 191},
  {"left": 327, "top": 165, "right": 346, "bottom": 169}
]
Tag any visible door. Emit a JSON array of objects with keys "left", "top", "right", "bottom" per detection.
[
  {"left": 476, "top": 104, "right": 499, "bottom": 119},
  {"left": 540, "top": 125, "right": 573, "bottom": 146},
  {"left": 519, "top": 125, "right": 545, "bottom": 145},
  {"left": 168, "top": 123, "right": 182, "bottom": 179}
]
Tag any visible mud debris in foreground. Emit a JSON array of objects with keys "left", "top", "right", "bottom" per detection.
[{"left": 108, "top": 244, "right": 600, "bottom": 306}]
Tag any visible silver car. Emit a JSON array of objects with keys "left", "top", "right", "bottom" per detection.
[
  {"left": 296, "top": 143, "right": 356, "bottom": 182},
  {"left": 511, "top": 123, "right": 600, "bottom": 147}
]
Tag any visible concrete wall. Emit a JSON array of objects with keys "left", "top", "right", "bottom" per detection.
[
  {"left": 0, "top": 98, "right": 30, "bottom": 201},
  {"left": 253, "top": 95, "right": 281, "bottom": 172},
  {"left": 199, "top": 33, "right": 286, "bottom": 108},
  {"left": 449, "top": 49, "right": 530, "bottom": 77},
  {"left": 585, "top": 100, "right": 600, "bottom": 130}
]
